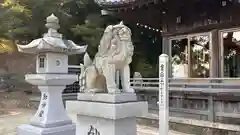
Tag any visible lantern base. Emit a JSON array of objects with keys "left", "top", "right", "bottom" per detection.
[{"left": 17, "top": 123, "right": 75, "bottom": 135}]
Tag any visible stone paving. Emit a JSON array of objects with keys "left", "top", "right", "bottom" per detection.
[{"left": 0, "top": 108, "right": 189, "bottom": 135}]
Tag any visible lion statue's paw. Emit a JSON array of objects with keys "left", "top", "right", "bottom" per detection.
[
  {"left": 124, "top": 88, "right": 135, "bottom": 93},
  {"left": 84, "top": 88, "right": 104, "bottom": 93},
  {"left": 107, "top": 88, "right": 121, "bottom": 94}
]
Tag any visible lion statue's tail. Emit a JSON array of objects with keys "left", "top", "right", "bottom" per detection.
[
  {"left": 82, "top": 52, "right": 93, "bottom": 78},
  {"left": 79, "top": 53, "right": 93, "bottom": 91}
]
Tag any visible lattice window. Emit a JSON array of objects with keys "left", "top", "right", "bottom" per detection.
[{"left": 39, "top": 55, "right": 46, "bottom": 68}]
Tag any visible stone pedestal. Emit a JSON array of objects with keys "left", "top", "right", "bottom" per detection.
[{"left": 66, "top": 93, "right": 148, "bottom": 135}]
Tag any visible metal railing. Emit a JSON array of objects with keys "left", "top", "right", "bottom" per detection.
[
  {"left": 130, "top": 77, "right": 240, "bottom": 93},
  {"left": 63, "top": 65, "right": 83, "bottom": 93}
]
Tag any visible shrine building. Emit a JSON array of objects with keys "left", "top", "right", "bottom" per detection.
[{"left": 95, "top": 0, "right": 240, "bottom": 79}]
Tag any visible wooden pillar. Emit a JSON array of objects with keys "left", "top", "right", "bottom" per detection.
[
  {"left": 208, "top": 95, "right": 215, "bottom": 121},
  {"left": 210, "top": 30, "right": 220, "bottom": 77},
  {"left": 207, "top": 95, "right": 215, "bottom": 135},
  {"left": 162, "top": 37, "right": 169, "bottom": 54},
  {"left": 187, "top": 38, "right": 192, "bottom": 77},
  {"left": 162, "top": 36, "right": 171, "bottom": 77}
]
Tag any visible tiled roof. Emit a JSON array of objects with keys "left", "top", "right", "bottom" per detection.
[{"left": 95, "top": 0, "right": 155, "bottom": 9}]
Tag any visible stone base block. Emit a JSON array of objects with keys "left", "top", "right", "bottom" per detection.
[
  {"left": 17, "top": 123, "right": 75, "bottom": 135},
  {"left": 67, "top": 100, "right": 148, "bottom": 119},
  {"left": 77, "top": 93, "right": 137, "bottom": 103},
  {"left": 66, "top": 93, "right": 148, "bottom": 135}
]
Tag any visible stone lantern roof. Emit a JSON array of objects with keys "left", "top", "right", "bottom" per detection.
[{"left": 17, "top": 14, "right": 87, "bottom": 54}]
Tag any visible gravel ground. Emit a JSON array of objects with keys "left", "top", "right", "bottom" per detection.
[
  {"left": 0, "top": 109, "right": 35, "bottom": 135},
  {"left": 0, "top": 108, "right": 189, "bottom": 135},
  {"left": 0, "top": 91, "right": 190, "bottom": 135},
  {"left": 0, "top": 108, "right": 158, "bottom": 135}
]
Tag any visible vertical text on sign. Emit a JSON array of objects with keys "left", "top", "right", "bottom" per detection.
[{"left": 159, "top": 64, "right": 164, "bottom": 105}]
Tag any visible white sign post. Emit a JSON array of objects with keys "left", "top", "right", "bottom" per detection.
[{"left": 159, "top": 54, "right": 169, "bottom": 135}]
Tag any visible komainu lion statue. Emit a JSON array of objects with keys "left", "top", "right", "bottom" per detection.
[{"left": 82, "top": 22, "right": 134, "bottom": 94}]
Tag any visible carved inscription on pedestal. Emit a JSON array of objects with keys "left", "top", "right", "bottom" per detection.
[
  {"left": 38, "top": 93, "right": 48, "bottom": 118},
  {"left": 38, "top": 110, "right": 44, "bottom": 117},
  {"left": 41, "top": 102, "right": 46, "bottom": 108},
  {"left": 43, "top": 93, "right": 48, "bottom": 100},
  {"left": 87, "top": 125, "right": 100, "bottom": 135}
]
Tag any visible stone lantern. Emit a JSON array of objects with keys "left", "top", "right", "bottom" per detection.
[{"left": 16, "top": 14, "right": 87, "bottom": 135}]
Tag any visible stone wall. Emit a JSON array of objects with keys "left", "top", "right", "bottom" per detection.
[
  {"left": 136, "top": 91, "right": 240, "bottom": 135},
  {"left": 137, "top": 91, "right": 240, "bottom": 125}
]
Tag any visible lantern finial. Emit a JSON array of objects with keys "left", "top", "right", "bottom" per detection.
[{"left": 45, "top": 13, "right": 60, "bottom": 30}]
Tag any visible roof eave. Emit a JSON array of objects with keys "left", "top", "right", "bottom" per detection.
[{"left": 95, "top": 0, "right": 156, "bottom": 10}]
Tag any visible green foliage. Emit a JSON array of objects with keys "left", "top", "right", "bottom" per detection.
[
  {"left": 0, "top": 0, "right": 161, "bottom": 77},
  {"left": 71, "top": 23, "right": 104, "bottom": 56},
  {"left": 134, "top": 59, "right": 157, "bottom": 77},
  {"left": 0, "top": 0, "right": 57, "bottom": 41}
]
